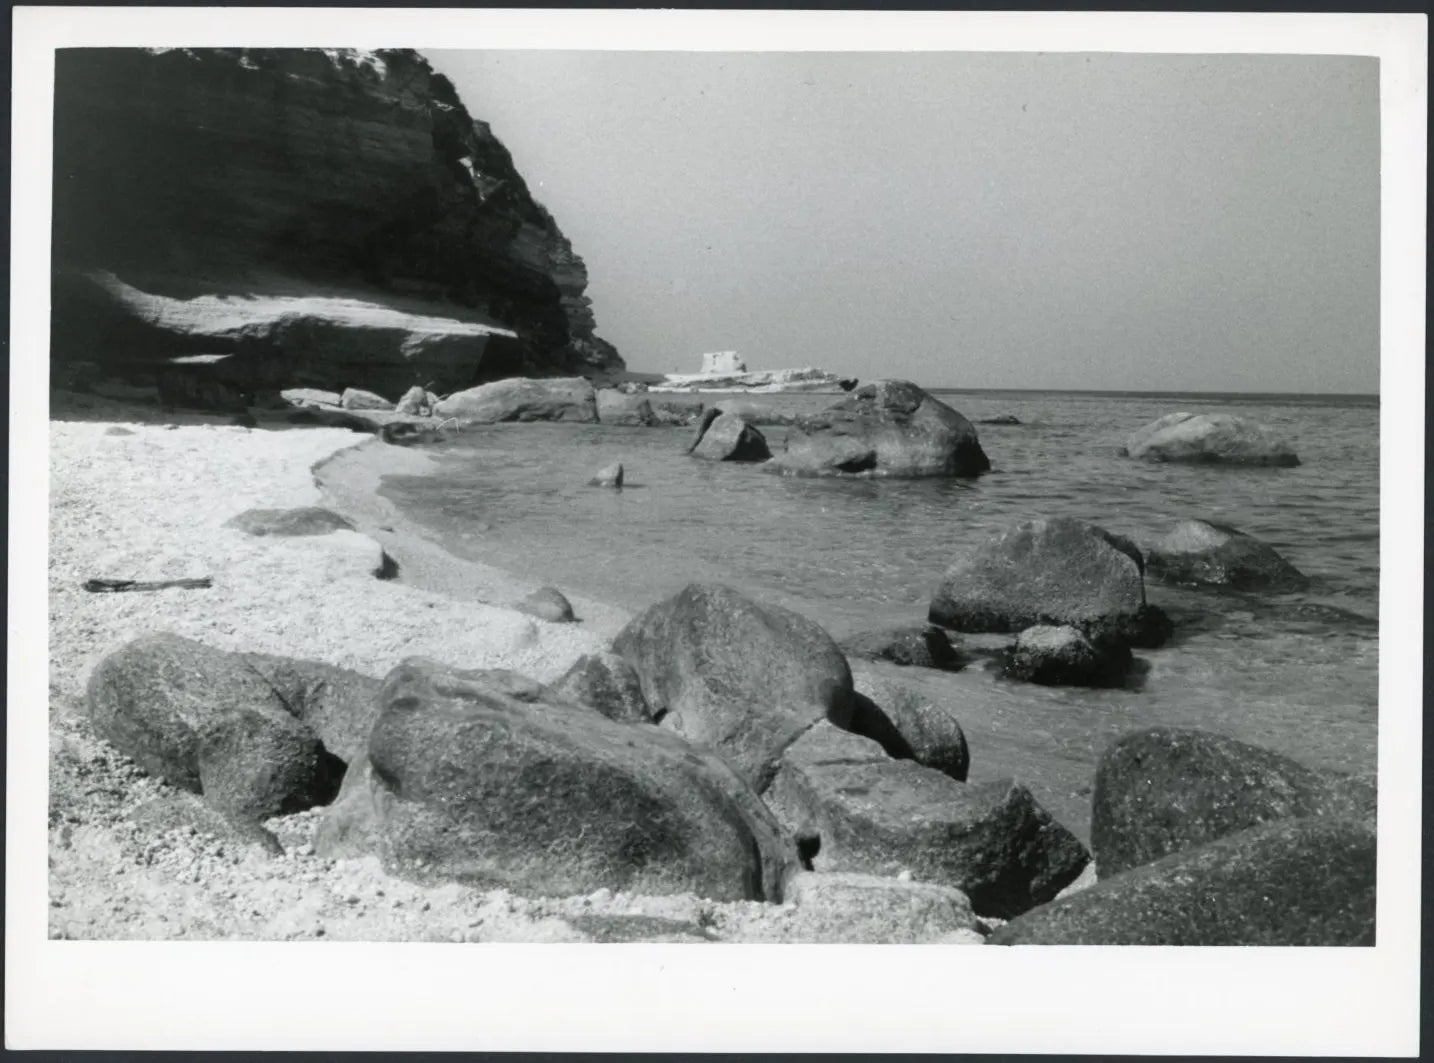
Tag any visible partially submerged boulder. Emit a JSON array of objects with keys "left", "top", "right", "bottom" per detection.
[
  {"left": 840, "top": 625, "right": 968, "bottom": 671},
  {"left": 1001, "top": 625, "right": 1132, "bottom": 688},
  {"left": 929, "top": 517, "right": 1171, "bottom": 647},
  {"left": 1145, "top": 519, "right": 1308, "bottom": 591},
  {"left": 1122, "top": 412, "right": 1299, "bottom": 467},
  {"left": 988, "top": 816, "right": 1375, "bottom": 945},
  {"left": 433, "top": 377, "right": 598, "bottom": 424},
  {"left": 595, "top": 388, "right": 657, "bottom": 426},
  {"left": 690, "top": 411, "right": 771, "bottom": 462},
  {"left": 588, "top": 462, "right": 624, "bottom": 488},
  {"left": 769, "top": 379, "right": 989, "bottom": 478},
  {"left": 223, "top": 506, "right": 356, "bottom": 537},
  {"left": 1091, "top": 727, "right": 1377, "bottom": 878},
  {"left": 764, "top": 723, "right": 1089, "bottom": 917},
  {"left": 611, "top": 584, "right": 856, "bottom": 790},
  {"left": 550, "top": 651, "right": 655, "bottom": 724},
  {"left": 317, "top": 658, "right": 799, "bottom": 901}
]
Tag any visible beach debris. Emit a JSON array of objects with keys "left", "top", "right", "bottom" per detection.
[
  {"left": 844, "top": 668, "right": 969, "bottom": 782},
  {"left": 1122, "top": 411, "right": 1300, "bottom": 466},
  {"left": 987, "top": 816, "right": 1374, "bottom": 945},
  {"left": 223, "top": 506, "right": 356, "bottom": 537},
  {"left": 690, "top": 412, "right": 770, "bottom": 462},
  {"left": 551, "top": 651, "right": 655, "bottom": 723},
  {"left": 929, "top": 516, "right": 1172, "bottom": 648},
  {"left": 612, "top": 583, "right": 857, "bottom": 790},
  {"left": 83, "top": 577, "right": 213, "bottom": 593},
  {"left": 314, "top": 657, "right": 799, "bottom": 902},
  {"left": 1145, "top": 518, "right": 1308, "bottom": 591},
  {"left": 839, "top": 624, "right": 968, "bottom": 671},
  {"left": 1091, "top": 727, "right": 1376, "bottom": 878},
  {"left": 517, "top": 586, "right": 576, "bottom": 623},
  {"left": 588, "top": 461, "right": 624, "bottom": 488},
  {"left": 764, "top": 722, "right": 1089, "bottom": 918},
  {"left": 1001, "top": 624, "right": 1133, "bottom": 688},
  {"left": 768, "top": 379, "right": 989, "bottom": 478}
]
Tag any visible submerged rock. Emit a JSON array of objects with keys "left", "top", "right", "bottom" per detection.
[
  {"left": 765, "top": 723, "right": 1089, "bottom": 917},
  {"left": 1145, "top": 519, "right": 1308, "bottom": 591},
  {"left": 612, "top": 583, "right": 856, "bottom": 790},
  {"left": 988, "top": 816, "right": 1375, "bottom": 945},
  {"left": 769, "top": 379, "right": 990, "bottom": 478},
  {"left": 690, "top": 412, "right": 771, "bottom": 462},
  {"left": 840, "top": 625, "right": 968, "bottom": 671},
  {"left": 929, "top": 516, "right": 1170, "bottom": 647},
  {"left": 317, "top": 658, "right": 799, "bottom": 901},
  {"left": 1122, "top": 412, "right": 1299, "bottom": 466},
  {"left": 1091, "top": 727, "right": 1377, "bottom": 877},
  {"left": 1001, "top": 624, "right": 1133, "bottom": 688},
  {"left": 434, "top": 377, "right": 598, "bottom": 424}
]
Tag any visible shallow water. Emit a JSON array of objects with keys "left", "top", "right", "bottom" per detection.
[{"left": 379, "top": 389, "right": 1379, "bottom": 837}]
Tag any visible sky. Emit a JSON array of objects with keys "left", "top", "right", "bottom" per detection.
[{"left": 429, "top": 50, "right": 1380, "bottom": 393}]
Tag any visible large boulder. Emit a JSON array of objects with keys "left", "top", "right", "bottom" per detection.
[
  {"left": 769, "top": 379, "right": 990, "bottom": 478},
  {"left": 929, "top": 517, "right": 1170, "bottom": 647},
  {"left": 840, "top": 625, "right": 968, "bottom": 671},
  {"left": 85, "top": 634, "right": 361, "bottom": 818},
  {"left": 1001, "top": 624, "right": 1132, "bottom": 688},
  {"left": 595, "top": 388, "right": 657, "bottom": 426},
  {"left": 1122, "top": 412, "right": 1299, "bottom": 467},
  {"left": 764, "top": 723, "right": 1089, "bottom": 917},
  {"left": 340, "top": 387, "right": 394, "bottom": 411},
  {"left": 611, "top": 584, "right": 856, "bottom": 790},
  {"left": 1092, "top": 727, "right": 1377, "bottom": 878},
  {"left": 316, "top": 658, "right": 799, "bottom": 901},
  {"left": 1145, "top": 519, "right": 1308, "bottom": 591},
  {"left": 433, "top": 377, "right": 598, "bottom": 424},
  {"left": 690, "top": 411, "right": 771, "bottom": 462},
  {"left": 988, "top": 816, "right": 1375, "bottom": 945},
  {"left": 846, "top": 667, "right": 970, "bottom": 782},
  {"left": 550, "top": 651, "right": 655, "bottom": 724}
]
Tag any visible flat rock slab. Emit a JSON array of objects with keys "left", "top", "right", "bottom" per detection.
[
  {"left": 317, "top": 658, "right": 799, "bottom": 902},
  {"left": 1146, "top": 519, "right": 1308, "bottom": 591},
  {"left": 433, "top": 376, "right": 598, "bottom": 424},
  {"left": 1092, "top": 727, "right": 1377, "bottom": 877},
  {"left": 765, "top": 723, "right": 1089, "bottom": 917},
  {"left": 1122, "top": 411, "right": 1300, "bottom": 467},
  {"left": 224, "top": 506, "right": 356, "bottom": 537},
  {"left": 612, "top": 583, "right": 856, "bottom": 790},
  {"left": 988, "top": 816, "right": 1375, "bottom": 945}
]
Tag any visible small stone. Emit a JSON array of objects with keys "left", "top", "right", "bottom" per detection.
[
  {"left": 518, "top": 586, "right": 576, "bottom": 623},
  {"left": 589, "top": 462, "right": 624, "bottom": 488}
]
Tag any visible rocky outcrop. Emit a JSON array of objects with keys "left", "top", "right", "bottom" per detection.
[
  {"left": 1122, "top": 412, "right": 1299, "bottom": 466},
  {"left": 51, "top": 48, "right": 622, "bottom": 396},
  {"left": 595, "top": 388, "right": 657, "bottom": 426},
  {"left": 317, "top": 658, "right": 799, "bottom": 901},
  {"left": 433, "top": 377, "right": 598, "bottom": 423},
  {"left": 1145, "top": 519, "right": 1308, "bottom": 591},
  {"left": 1091, "top": 728, "right": 1377, "bottom": 878},
  {"left": 769, "top": 380, "right": 990, "bottom": 478},
  {"left": 929, "top": 517, "right": 1171, "bottom": 647},
  {"left": 611, "top": 584, "right": 856, "bottom": 790},
  {"left": 1001, "top": 625, "right": 1133, "bottom": 688}
]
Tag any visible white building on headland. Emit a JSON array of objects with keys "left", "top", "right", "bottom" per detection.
[{"left": 700, "top": 351, "right": 746, "bottom": 375}]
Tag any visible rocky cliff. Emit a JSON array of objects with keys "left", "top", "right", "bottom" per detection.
[{"left": 51, "top": 48, "right": 622, "bottom": 397}]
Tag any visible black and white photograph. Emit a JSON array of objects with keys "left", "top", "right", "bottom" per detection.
[{"left": 8, "top": 7, "right": 1424, "bottom": 1055}]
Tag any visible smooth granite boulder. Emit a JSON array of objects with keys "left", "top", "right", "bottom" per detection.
[
  {"left": 988, "top": 816, "right": 1375, "bottom": 945},
  {"left": 85, "top": 634, "right": 349, "bottom": 818},
  {"left": 764, "top": 723, "right": 1089, "bottom": 917},
  {"left": 612, "top": 584, "right": 856, "bottom": 790},
  {"left": 1145, "top": 519, "right": 1308, "bottom": 591},
  {"left": 433, "top": 377, "right": 598, "bottom": 424},
  {"left": 595, "top": 388, "right": 658, "bottom": 426},
  {"left": 223, "top": 506, "right": 356, "bottom": 537},
  {"left": 1091, "top": 727, "right": 1377, "bottom": 878},
  {"left": 316, "top": 658, "right": 799, "bottom": 901},
  {"left": 550, "top": 651, "right": 655, "bottom": 724},
  {"left": 929, "top": 516, "right": 1171, "bottom": 647},
  {"left": 846, "top": 667, "right": 970, "bottom": 782},
  {"left": 689, "top": 411, "right": 771, "bottom": 461},
  {"left": 840, "top": 625, "right": 969, "bottom": 671},
  {"left": 769, "top": 379, "right": 990, "bottom": 478},
  {"left": 1002, "top": 624, "right": 1133, "bottom": 688},
  {"left": 1122, "top": 412, "right": 1300, "bottom": 467}
]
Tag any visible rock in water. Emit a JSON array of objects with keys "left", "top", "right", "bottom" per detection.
[
  {"left": 394, "top": 385, "right": 432, "bottom": 416},
  {"left": 840, "top": 625, "right": 968, "bottom": 671},
  {"left": 611, "top": 583, "right": 856, "bottom": 790},
  {"left": 1091, "top": 727, "right": 1377, "bottom": 878},
  {"left": 85, "top": 634, "right": 349, "bottom": 818},
  {"left": 589, "top": 462, "right": 624, "bottom": 488},
  {"left": 595, "top": 388, "right": 658, "bottom": 426},
  {"left": 1145, "top": 519, "right": 1308, "bottom": 591},
  {"left": 987, "top": 817, "right": 1375, "bottom": 945},
  {"left": 769, "top": 379, "right": 989, "bottom": 478},
  {"left": 764, "top": 723, "right": 1088, "bottom": 917},
  {"left": 518, "top": 586, "right": 576, "bottom": 623},
  {"left": 50, "top": 49, "right": 622, "bottom": 394},
  {"left": 978, "top": 414, "right": 1021, "bottom": 425},
  {"left": 1122, "top": 412, "right": 1299, "bottom": 466},
  {"left": 1001, "top": 625, "right": 1133, "bottom": 688},
  {"left": 929, "top": 516, "right": 1171, "bottom": 647},
  {"left": 690, "top": 412, "right": 771, "bottom": 462},
  {"left": 223, "top": 506, "right": 356, "bottom": 537},
  {"left": 317, "top": 658, "right": 799, "bottom": 901},
  {"left": 433, "top": 377, "right": 598, "bottom": 424},
  {"left": 550, "top": 651, "right": 655, "bottom": 723},
  {"left": 846, "top": 667, "right": 970, "bottom": 781},
  {"left": 340, "top": 387, "right": 394, "bottom": 411}
]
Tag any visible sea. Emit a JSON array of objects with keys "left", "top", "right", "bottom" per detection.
[{"left": 376, "top": 389, "right": 1379, "bottom": 840}]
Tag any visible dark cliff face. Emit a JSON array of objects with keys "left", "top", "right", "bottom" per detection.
[{"left": 51, "top": 47, "right": 621, "bottom": 390}]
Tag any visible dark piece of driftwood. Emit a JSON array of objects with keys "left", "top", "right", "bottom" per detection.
[{"left": 83, "top": 577, "right": 213, "bottom": 593}]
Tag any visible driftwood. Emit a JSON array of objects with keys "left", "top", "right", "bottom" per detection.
[{"left": 83, "top": 577, "right": 213, "bottom": 593}]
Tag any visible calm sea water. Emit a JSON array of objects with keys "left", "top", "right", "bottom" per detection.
[{"left": 378, "top": 389, "right": 1379, "bottom": 836}]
